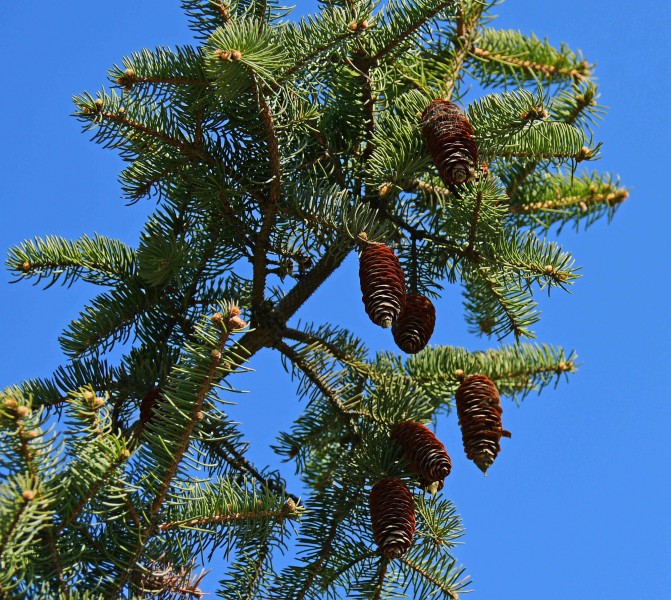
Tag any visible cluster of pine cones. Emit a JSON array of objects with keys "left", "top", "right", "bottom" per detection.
[
  {"left": 368, "top": 100, "right": 507, "bottom": 559},
  {"left": 370, "top": 374, "right": 511, "bottom": 559},
  {"left": 359, "top": 99, "right": 478, "bottom": 355}
]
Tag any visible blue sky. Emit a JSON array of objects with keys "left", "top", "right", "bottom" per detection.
[{"left": 1, "top": 1, "right": 669, "bottom": 598}]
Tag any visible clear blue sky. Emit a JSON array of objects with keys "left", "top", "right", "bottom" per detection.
[{"left": 1, "top": 1, "right": 669, "bottom": 598}]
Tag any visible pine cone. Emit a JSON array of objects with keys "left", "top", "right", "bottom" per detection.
[
  {"left": 391, "top": 420, "right": 452, "bottom": 485},
  {"left": 392, "top": 294, "right": 436, "bottom": 354},
  {"left": 369, "top": 477, "right": 416, "bottom": 558},
  {"left": 455, "top": 374, "right": 511, "bottom": 474},
  {"left": 422, "top": 99, "right": 478, "bottom": 186},
  {"left": 359, "top": 243, "right": 406, "bottom": 328},
  {"left": 140, "top": 386, "right": 163, "bottom": 425}
]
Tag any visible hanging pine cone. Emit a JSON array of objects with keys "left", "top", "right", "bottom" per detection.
[
  {"left": 391, "top": 420, "right": 452, "bottom": 486},
  {"left": 359, "top": 242, "right": 406, "bottom": 328},
  {"left": 369, "top": 477, "right": 416, "bottom": 558},
  {"left": 421, "top": 99, "right": 478, "bottom": 186},
  {"left": 455, "top": 374, "right": 511, "bottom": 474},
  {"left": 391, "top": 294, "right": 436, "bottom": 354},
  {"left": 140, "top": 386, "right": 163, "bottom": 425}
]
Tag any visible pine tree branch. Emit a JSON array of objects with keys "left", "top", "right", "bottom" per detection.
[
  {"left": 399, "top": 555, "right": 460, "bottom": 599},
  {"left": 372, "top": 1, "right": 455, "bottom": 62},
  {"left": 121, "top": 73, "right": 210, "bottom": 88},
  {"left": 200, "top": 432, "right": 300, "bottom": 503},
  {"left": 56, "top": 454, "right": 127, "bottom": 534},
  {"left": 0, "top": 502, "right": 28, "bottom": 563},
  {"left": 274, "top": 340, "right": 355, "bottom": 429},
  {"left": 111, "top": 322, "right": 234, "bottom": 595},
  {"left": 250, "top": 80, "right": 282, "bottom": 317},
  {"left": 472, "top": 46, "right": 589, "bottom": 81},
  {"left": 158, "top": 509, "right": 290, "bottom": 531},
  {"left": 244, "top": 542, "right": 269, "bottom": 600},
  {"left": 443, "top": 2, "right": 485, "bottom": 99},
  {"left": 45, "top": 529, "right": 67, "bottom": 596},
  {"left": 293, "top": 496, "right": 360, "bottom": 600},
  {"left": 373, "top": 558, "right": 389, "bottom": 600},
  {"left": 509, "top": 188, "right": 628, "bottom": 214},
  {"left": 97, "top": 110, "right": 215, "bottom": 164},
  {"left": 467, "top": 190, "right": 484, "bottom": 253}
]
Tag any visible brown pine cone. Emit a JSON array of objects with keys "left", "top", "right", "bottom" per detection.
[
  {"left": 422, "top": 99, "right": 478, "bottom": 186},
  {"left": 391, "top": 420, "right": 452, "bottom": 485},
  {"left": 140, "top": 386, "right": 163, "bottom": 425},
  {"left": 392, "top": 294, "right": 436, "bottom": 354},
  {"left": 455, "top": 374, "right": 511, "bottom": 474},
  {"left": 369, "top": 477, "right": 416, "bottom": 558},
  {"left": 359, "top": 243, "right": 406, "bottom": 328}
]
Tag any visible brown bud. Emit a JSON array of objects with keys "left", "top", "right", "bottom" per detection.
[
  {"left": 379, "top": 183, "right": 392, "bottom": 197},
  {"left": 120, "top": 449, "right": 131, "bottom": 460},
  {"left": 454, "top": 369, "right": 465, "bottom": 380},
  {"left": 230, "top": 50, "right": 242, "bottom": 61},
  {"left": 211, "top": 349, "right": 222, "bottom": 361},
  {"left": 227, "top": 316, "right": 247, "bottom": 330},
  {"left": 118, "top": 107, "right": 126, "bottom": 115},
  {"left": 4, "top": 398, "right": 18, "bottom": 410},
  {"left": 211, "top": 312, "right": 224, "bottom": 324},
  {"left": 16, "top": 406, "right": 29, "bottom": 419},
  {"left": 22, "top": 490, "right": 35, "bottom": 502},
  {"left": 217, "top": 49, "right": 230, "bottom": 60},
  {"left": 21, "top": 262, "right": 31, "bottom": 271},
  {"left": 124, "top": 68, "right": 135, "bottom": 78},
  {"left": 544, "top": 265, "right": 554, "bottom": 274},
  {"left": 360, "top": 20, "right": 370, "bottom": 29},
  {"left": 195, "top": 411, "right": 204, "bottom": 421},
  {"left": 94, "top": 98, "right": 103, "bottom": 108},
  {"left": 284, "top": 498, "right": 296, "bottom": 512},
  {"left": 348, "top": 21, "right": 358, "bottom": 31}
]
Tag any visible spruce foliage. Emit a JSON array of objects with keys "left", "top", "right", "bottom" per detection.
[{"left": 2, "top": 0, "right": 626, "bottom": 597}]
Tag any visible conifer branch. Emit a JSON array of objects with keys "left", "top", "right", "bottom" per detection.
[
  {"left": 399, "top": 555, "right": 460, "bottom": 599},
  {"left": 274, "top": 340, "right": 355, "bottom": 428},
  {"left": 244, "top": 542, "right": 269, "bottom": 600},
  {"left": 294, "top": 501, "right": 357, "bottom": 600},
  {"left": 372, "top": 1, "right": 455, "bottom": 62},
  {"left": 158, "top": 509, "right": 290, "bottom": 531},
  {"left": 45, "top": 529, "right": 67, "bottom": 596},
  {"left": 0, "top": 502, "right": 28, "bottom": 562},
  {"left": 510, "top": 188, "right": 628, "bottom": 214},
  {"left": 97, "top": 110, "right": 213, "bottom": 162},
  {"left": 443, "top": 2, "right": 485, "bottom": 99},
  {"left": 56, "top": 455, "right": 127, "bottom": 534},
  {"left": 250, "top": 80, "right": 282, "bottom": 316},
  {"left": 200, "top": 431, "right": 300, "bottom": 503},
  {"left": 111, "top": 321, "right": 234, "bottom": 594},
  {"left": 472, "top": 46, "right": 590, "bottom": 81},
  {"left": 467, "top": 190, "right": 484, "bottom": 253},
  {"left": 373, "top": 558, "right": 389, "bottom": 600}
]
